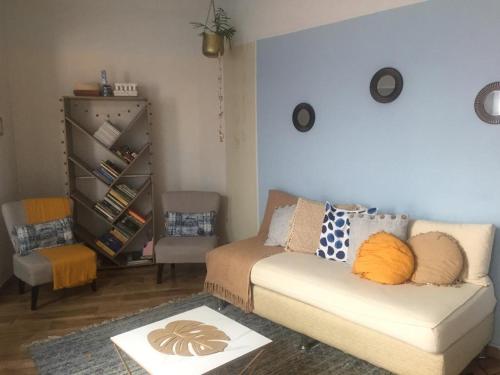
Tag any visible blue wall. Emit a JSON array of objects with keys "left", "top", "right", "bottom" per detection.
[{"left": 257, "top": 0, "right": 500, "bottom": 346}]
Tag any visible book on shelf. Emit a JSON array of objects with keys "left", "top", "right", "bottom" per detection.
[
  {"left": 126, "top": 259, "right": 152, "bottom": 266},
  {"left": 105, "top": 193, "right": 126, "bottom": 210},
  {"left": 126, "top": 250, "right": 152, "bottom": 265},
  {"left": 93, "top": 120, "right": 121, "bottom": 147},
  {"left": 93, "top": 160, "right": 122, "bottom": 185},
  {"left": 93, "top": 168, "right": 114, "bottom": 185},
  {"left": 100, "top": 233, "right": 122, "bottom": 250},
  {"left": 115, "top": 184, "right": 137, "bottom": 200},
  {"left": 100, "top": 160, "right": 121, "bottom": 178},
  {"left": 115, "top": 215, "right": 141, "bottom": 237},
  {"left": 103, "top": 196, "right": 123, "bottom": 213},
  {"left": 110, "top": 228, "right": 129, "bottom": 243},
  {"left": 95, "top": 240, "right": 116, "bottom": 257},
  {"left": 94, "top": 203, "right": 115, "bottom": 221},
  {"left": 127, "top": 209, "right": 146, "bottom": 224},
  {"left": 113, "top": 145, "right": 138, "bottom": 164},
  {"left": 108, "top": 189, "right": 131, "bottom": 206}
]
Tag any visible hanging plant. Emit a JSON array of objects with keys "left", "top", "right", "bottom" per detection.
[{"left": 191, "top": 0, "right": 236, "bottom": 58}]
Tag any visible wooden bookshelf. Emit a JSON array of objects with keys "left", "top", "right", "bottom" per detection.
[{"left": 61, "top": 96, "right": 155, "bottom": 268}]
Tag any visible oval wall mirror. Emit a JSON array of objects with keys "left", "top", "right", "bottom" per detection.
[
  {"left": 475, "top": 82, "right": 500, "bottom": 124},
  {"left": 292, "top": 103, "right": 315, "bottom": 132},
  {"left": 370, "top": 67, "right": 403, "bottom": 103}
]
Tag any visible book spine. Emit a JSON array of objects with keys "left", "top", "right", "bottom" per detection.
[
  {"left": 94, "top": 204, "right": 114, "bottom": 221},
  {"left": 100, "top": 163, "right": 119, "bottom": 178},
  {"left": 95, "top": 240, "right": 116, "bottom": 257},
  {"left": 109, "top": 189, "right": 130, "bottom": 205},
  {"left": 116, "top": 223, "right": 135, "bottom": 237},
  {"left": 100, "top": 201, "right": 120, "bottom": 216},
  {"left": 105, "top": 193, "right": 126, "bottom": 209},
  {"left": 103, "top": 196, "right": 123, "bottom": 212},
  {"left": 127, "top": 210, "right": 146, "bottom": 224},
  {"left": 110, "top": 229, "right": 129, "bottom": 243},
  {"left": 93, "top": 170, "right": 113, "bottom": 185}
]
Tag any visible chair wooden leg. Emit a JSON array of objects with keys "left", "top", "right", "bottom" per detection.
[
  {"left": 31, "top": 286, "right": 39, "bottom": 311},
  {"left": 91, "top": 279, "right": 97, "bottom": 292},
  {"left": 157, "top": 263, "right": 164, "bottom": 284},
  {"left": 170, "top": 263, "right": 175, "bottom": 276},
  {"left": 18, "top": 279, "right": 25, "bottom": 295}
]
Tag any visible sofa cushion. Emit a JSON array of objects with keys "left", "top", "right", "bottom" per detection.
[
  {"left": 264, "top": 204, "right": 296, "bottom": 247},
  {"left": 286, "top": 198, "right": 325, "bottom": 254},
  {"left": 258, "top": 190, "right": 298, "bottom": 239},
  {"left": 155, "top": 235, "right": 217, "bottom": 263},
  {"left": 409, "top": 232, "right": 464, "bottom": 285},
  {"left": 408, "top": 220, "right": 494, "bottom": 286},
  {"left": 13, "top": 217, "right": 74, "bottom": 256},
  {"left": 348, "top": 213, "right": 409, "bottom": 265},
  {"left": 13, "top": 252, "right": 52, "bottom": 286},
  {"left": 353, "top": 232, "right": 414, "bottom": 285},
  {"left": 165, "top": 211, "right": 216, "bottom": 237},
  {"left": 316, "top": 202, "right": 377, "bottom": 262},
  {"left": 251, "top": 252, "right": 495, "bottom": 353}
]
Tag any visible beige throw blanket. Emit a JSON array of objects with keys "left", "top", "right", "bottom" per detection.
[{"left": 205, "top": 236, "right": 283, "bottom": 312}]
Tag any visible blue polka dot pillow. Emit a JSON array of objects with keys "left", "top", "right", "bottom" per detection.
[{"left": 316, "top": 202, "right": 377, "bottom": 262}]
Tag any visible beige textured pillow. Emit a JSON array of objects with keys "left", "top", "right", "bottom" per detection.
[
  {"left": 408, "top": 220, "right": 495, "bottom": 286},
  {"left": 408, "top": 231, "right": 464, "bottom": 285},
  {"left": 286, "top": 198, "right": 325, "bottom": 253}
]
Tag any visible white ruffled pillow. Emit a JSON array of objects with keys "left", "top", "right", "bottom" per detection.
[{"left": 265, "top": 205, "right": 296, "bottom": 247}]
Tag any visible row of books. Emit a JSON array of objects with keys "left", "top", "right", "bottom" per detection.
[
  {"left": 95, "top": 211, "right": 148, "bottom": 257},
  {"left": 93, "top": 184, "right": 137, "bottom": 221},
  {"left": 93, "top": 160, "right": 123, "bottom": 185},
  {"left": 113, "top": 145, "right": 139, "bottom": 164},
  {"left": 126, "top": 250, "right": 153, "bottom": 266},
  {"left": 93, "top": 120, "right": 121, "bottom": 147},
  {"left": 115, "top": 212, "right": 145, "bottom": 236}
]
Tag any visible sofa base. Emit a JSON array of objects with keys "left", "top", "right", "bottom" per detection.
[{"left": 253, "top": 286, "right": 493, "bottom": 375}]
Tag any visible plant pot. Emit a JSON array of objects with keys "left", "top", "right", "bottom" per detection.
[{"left": 202, "top": 32, "right": 224, "bottom": 58}]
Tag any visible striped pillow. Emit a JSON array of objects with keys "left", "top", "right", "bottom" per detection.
[
  {"left": 165, "top": 211, "right": 216, "bottom": 237},
  {"left": 13, "top": 217, "right": 75, "bottom": 256}
]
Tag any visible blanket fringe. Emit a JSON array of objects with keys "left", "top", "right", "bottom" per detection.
[{"left": 204, "top": 281, "right": 253, "bottom": 313}]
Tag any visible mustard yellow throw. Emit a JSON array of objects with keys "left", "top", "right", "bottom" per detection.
[
  {"left": 23, "top": 197, "right": 96, "bottom": 290},
  {"left": 38, "top": 244, "right": 96, "bottom": 290},
  {"left": 23, "top": 197, "right": 72, "bottom": 224}
]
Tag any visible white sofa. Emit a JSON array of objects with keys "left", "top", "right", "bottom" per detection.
[{"left": 249, "top": 220, "right": 496, "bottom": 375}]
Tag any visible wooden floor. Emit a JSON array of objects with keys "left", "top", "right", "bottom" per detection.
[
  {"left": 0, "top": 264, "right": 206, "bottom": 374},
  {"left": 0, "top": 264, "right": 499, "bottom": 375}
]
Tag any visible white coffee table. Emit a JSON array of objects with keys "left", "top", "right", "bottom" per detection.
[{"left": 111, "top": 305, "right": 272, "bottom": 375}]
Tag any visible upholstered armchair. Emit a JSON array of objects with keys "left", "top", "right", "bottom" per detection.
[
  {"left": 2, "top": 199, "right": 96, "bottom": 310},
  {"left": 155, "top": 191, "right": 220, "bottom": 284}
]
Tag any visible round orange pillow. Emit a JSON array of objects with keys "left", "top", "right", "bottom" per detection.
[{"left": 353, "top": 232, "right": 415, "bottom": 285}]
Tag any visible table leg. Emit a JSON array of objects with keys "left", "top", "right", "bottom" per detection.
[
  {"left": 238, "top": 348, "right": 265, "bottom": 375},
  {"left": 113, "top": 343, "right": 132, "bottom": 375}
]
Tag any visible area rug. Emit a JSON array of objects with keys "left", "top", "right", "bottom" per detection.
[{"left": 29, "top": 293, "right": 390, "bottom": 374}]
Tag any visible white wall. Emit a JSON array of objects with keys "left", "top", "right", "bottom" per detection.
[
  {"left": 2, "top": 0, "right": 227, "bottom": 235},
  {"left": 222, "top": 0, "right": 425, "bottom": 45},
  {"left": 0, "top": 0, "right": 19, "bottom": 285}
]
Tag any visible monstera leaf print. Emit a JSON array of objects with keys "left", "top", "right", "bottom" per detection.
[{"left": 147, "top": 320, "right": 230, "bottom": 356}]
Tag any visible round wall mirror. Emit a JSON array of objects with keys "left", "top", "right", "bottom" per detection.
[
  {"left": 292, "top": 103, "right": 315, "bottom": 132},
  {"left": 370, "top": 67, "right": 403, "bottom": 103},
  {"left": 475, "top": 82, "right": 500, "bottom": 124}
]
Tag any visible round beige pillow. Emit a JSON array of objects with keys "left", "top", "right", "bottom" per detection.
[{"left": 408, "top": 231, "right": 464, "bottom": 285}]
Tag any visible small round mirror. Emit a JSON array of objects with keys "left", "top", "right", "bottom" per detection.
[
  {"left": 377, "top": 75, "right": 396, "bottom": 97},
  {"left": 292, "top": 103, "right": 315, "bottom": 132},
  {"left": 370, "top": 67, "right": 403, "bottom": 103},
  {"left": 475, "top": 82, "right": 500, "bottom": 124}
]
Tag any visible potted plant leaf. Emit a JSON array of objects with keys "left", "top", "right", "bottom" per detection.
[{"left": 191, "top": 0, "right": 236, "bottom": 58}]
